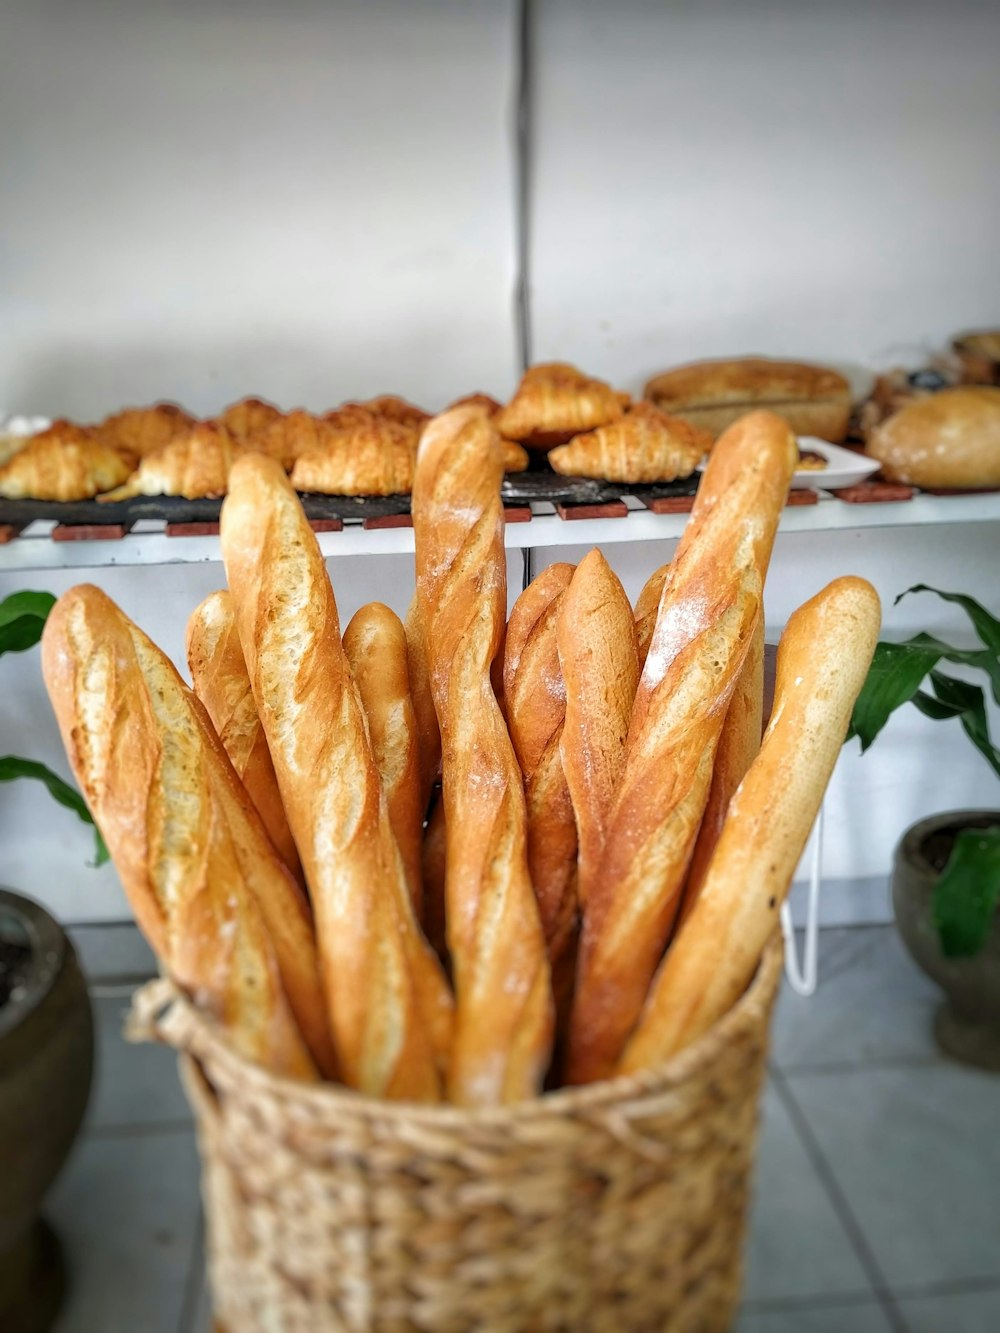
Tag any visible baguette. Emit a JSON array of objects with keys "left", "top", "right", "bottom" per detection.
[
  {"left": 343, "top": 602, "right": 424, "bottom": 916},
  {"left": 620, "top": 576, "right": 880, "bottom": 1071},
  {"left": 404, "top": 594, "right": 441, "bottom": 813},
  {"left": 220, "top": 454, "right": 452, "bottom": 1100},
  {"left": 679, "top": 614, "right": 765, "bottom": 925},
  {"left": 421, "top": 789, "right": 448, "bottom": 962},
  {"left": 634, "top": 561, "right": 669, "bottom": 671},
  {"left": 41, "top": 584, "right": 329, "bottom": 1080},
  {"left": 413, "top": 405, "right": 553, "bottom": 1104},
  {"left": 503, "top": 562, "right": 578, "bottom": 961},
  {"left": 556, "top": 550, "right": 639, "bottom": 911},
  {"left": 566, "top": 411, "right": 797, "bottom": 1084},
  {"left": 186, "top": 590, "right": 303, "bottom": 884}
]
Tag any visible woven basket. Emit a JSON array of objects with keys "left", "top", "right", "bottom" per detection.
[{"left": 128, "top": 935, "right": 782, "bottom": 1333}]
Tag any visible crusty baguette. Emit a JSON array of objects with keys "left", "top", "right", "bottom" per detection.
[
  {"left": 186, "top": 590, "right": 303, "bottom": 884},
  {"left": 413, "top": 405, "right": 553, "bottom": 1104},
  {"left": 620, "top": 576, "right": 880, "bottom": 1071},
  {"left": 503, "top": 562, "right": 578, "bottom": 961},
  {"left": 41, "top": 584, "right": 329, "bottom": 1080},
  {"left": 556, "top": 550, "right": 639, "bottom": 912},
  {"left": 679, "top": 614, "right": 765, "bottom": 925},
  {"left": 343, "top": 602, "right": 424, "bottom": 916},
  {"left": 566, "top": 410, "right": 797, "bottom": 1084},
  {"left": 220, "top": 454, "right": 452, "bottom": 1100},
  {"left": 635, "top": 562, "right": 669, "bottom": 671},
  {"left": 404, "top": 594, "right": 441, "bottom": 813}
]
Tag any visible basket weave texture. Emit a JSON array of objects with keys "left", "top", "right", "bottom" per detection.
[{"left": 129, "top": 936, "right": 782, "bottom": 1333}]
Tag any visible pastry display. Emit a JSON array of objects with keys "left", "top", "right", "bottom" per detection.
[
  {"left": 644, "top": 357, "right": 852, "bottom": 443},
  {"left": 0, "top": 422, "right": 133, "bottom": 501},
  {"left": 100, "top": 422, "right": 246, "bottom": 500},
  {"left": 216, "top": 396, "right": 284, "bottom": 447},
  {"left": 290, "top": 415, "right": 417, "bottom": 495},
  {"left": 548, "top": 401, "right": 709, "bottom": 482},
  {"left": 40, "top": 403, "right": 879, "bottom": 1109},
  {"left": 93, "top": 402, "right": 195, "bottom": 457},
  {"left": 496, "top": 362, "right": 629, "bottom": 451},
  {"left": 866, "top": 387, "right": 1000, "bottom": 490}
]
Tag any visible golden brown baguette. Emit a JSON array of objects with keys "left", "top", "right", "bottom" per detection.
[
  {"left": 413, "top": 405, "right": 553, "bottom": 1104},
  {"left": 503, "top": 562, "right": 578, "bottom": 962},
  {"left": 566, "top": 410, "right": 797, "bottom": 1084},
  {"left": 41, "top": 584, "right": 331, "bottom": 1080},
  {"left": 679, "top": 615, "right": 765, "bottom": 925},
  {"left": 343, "top": 601, "right": 424, "bottom": 917},
  {"left": 220, "top": 453, "right": 452, "bottom": 1100},
  {"left": 186, "top": 590, "right": 303, "bottom": 885},
  {"left": 556, "top": 549, "right": 638, "bottom": 912},
  {"left": 634, "top": 561, "right": 669, "bottom": 671},
  {"left": 404, "top": 594, "right": 441, "bottom": 813},
  {"left": 620, "top": 576, "right": 880, "bottom": 1071},
  {"left": 421, "top": 789, "right": 448, "bottom": 962}
]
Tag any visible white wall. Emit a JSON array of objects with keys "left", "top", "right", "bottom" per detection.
[{"left": 2, "top": 0, "right": 1000, "bottom": 922}]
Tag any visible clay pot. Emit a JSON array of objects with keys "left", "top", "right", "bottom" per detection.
[
  {"left": 0, "top": 888, "right": 94, "bottom": 1332},
  {"left": 892, "top": 812, "right": 1000, "bottom": 1071}
]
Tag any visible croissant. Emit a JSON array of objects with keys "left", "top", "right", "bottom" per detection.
[
  {"left": 496, "top": 362, "right": 630, "bottom": 451},
  {"left": 258, "top": 409, "right": 330, "bottom": 470},
  {"left": 548, "top": 402, "right": 710, "bottom": 482},
  {"left": 100, "top": 423, "right": 246, "bottom": 501},
  {"left": 0, "top": 423, "right": 133, "bottom": 501},
  {"left": 92, "top": 402, "right": 195, "bottom": 458},
  {"left": 290, "top": 417, "right": 417, "bottom": 495},
  {"left": 216, "top": 397, "right": 284, "bottom": 448},
  {"left": 447, "top": 392, "right": 503, "bottom": 416},
  {"left": 361, "top": 395, "right": 431, "bottom": 431}
]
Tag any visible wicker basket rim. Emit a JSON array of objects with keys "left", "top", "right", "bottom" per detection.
[{"left": 134, "top": 933, "right": 782, "bottom": 1125}]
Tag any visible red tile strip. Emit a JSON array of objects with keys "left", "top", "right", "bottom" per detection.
[
  {"left": 555, "top": 501, "right": 629, "bottom": 520},
  {"left": 165, "top": 521, "right": 221, "bottom": 537},
  {"left": 53, "top": 522, "right": 132, "bottom": 541},
  {"left": 362, "top": 513, "right": 413, "bottom": 530}
]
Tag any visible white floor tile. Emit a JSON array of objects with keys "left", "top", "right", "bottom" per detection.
[
  {"left": 743, "top": 1085, "right": 873, "bottom": 1304},
  {"left": 897, "top": 1285, "right": 1000, "bottom": 1332},
  {"left": 786, "top": 1065, "right": 1000, "bottom": 1288},
  {"left": 48, "top": 1131, "right": 200, "bottom": 1333}
]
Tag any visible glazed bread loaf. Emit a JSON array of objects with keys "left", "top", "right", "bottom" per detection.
[
  {"left": 186, "top": 590, "right": 303, "bottom": 884},
  {"left": 866, "top": 387, "right": 1000, "bottom": 489},
  {"left": 41, "top": 584, "right": 330, "bottom": 1080},
  {"left": 343, "top": 602, "right": 424, "bottom": 916},
  {"left": 566, "top": 411, "right": 797, "bottom": 1084},
  {"left": 621, "top": 576, "right": 880, "bottom": 1071},
  {"left": 556, "top": 549, "right": 639, "bottom": 912},
  {"left": 503, "top": 562, "right": 578, "bottom": 962},
  {"left": 220, "top": 454, "right": 452, "bottom": 1100},
  {"left": 413, "top": 405, "right": 553, "bottom": 1104},
  {"left": 645, "top": 357, "right": 851, "bottom": 442}
]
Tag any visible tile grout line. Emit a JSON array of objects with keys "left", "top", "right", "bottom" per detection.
[
  {"left": 771, "top": 1068, "right": 911, "bottom": 1333},
  {"left": 177, "top": 1205, "right": 207, "bottom": 1333}
]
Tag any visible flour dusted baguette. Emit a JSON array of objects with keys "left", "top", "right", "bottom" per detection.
[
  {"left": 620, "top": 576, "right": 880, "bottom": 1071},
  {"left": 503, "top": 562, "right": 578, "bottom": 962},
  {"left": 679, "top": 615, "right": 765, "bottom": 925},
  {"left": 186, "top": 590, "right": 303, "bottom": 884},
  {"left": 557, "top": 550, "right": 639, "bottom": 911},
  {"left": 41, "top": 584, "right": 329, "bottom": 1080},
  {"left": 413, "top": 405, "right": 553, "bottom": 1104},
  {"left": 566, "top": 410, "right": 797, "bottom": 1084},
  {"left": 221, "top": 454, "right": 452, "bottom": 1100},
  {"left": 343, "top": 602, "right": 424, "bottom": 916}
]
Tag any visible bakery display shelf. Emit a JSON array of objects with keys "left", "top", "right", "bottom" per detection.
[{"left": 1, "top": 488, "right": 999, "bottom": 572}]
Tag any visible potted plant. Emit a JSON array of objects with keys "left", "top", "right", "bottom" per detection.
[
  {"left": 0, "top": 590, "right": 99, "bottom": 1331},
  {"left": 849, "top": 584, "right": 1000, "bottom": 1069}
]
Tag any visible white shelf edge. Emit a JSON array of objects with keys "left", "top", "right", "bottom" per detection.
[{"left": 1, "top": 492, "right": 998, "bottom": 572}]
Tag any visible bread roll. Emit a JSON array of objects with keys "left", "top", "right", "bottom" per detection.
[
  {"left": 679, "top": 615, "right": 764, "bottom": 925},
  {"left": 503, "top": 562, "right": 578, "bottom": 961},
  {"left": 221, "top": 454, "right": 452, "bottom": 1100},
  {"left": 557, "top": 550, "right": 638, "bottom": 912},
  {"left": 866, "top": 387, "right": 1000, "bottom": 489},
  {"left": 566, "top": 411, "right": 797, "bottom": 1084},
  {"left": 413, "top": 405, "right": 553, "bottom": 1104},
  {"left": 186, "top": 590, "right": 303, "bottom": 884},
  {"left": 343, "top": 602, "right": 424, "bottom": 916},
  {"left": 621, "top": 576, "right": 880, "bottom": 1072},
  {"left": 41, "top": 584, "right": 329, "bottom": 1080},
  {"left": 635, "top": 562, "right": 669, "bottom": 671},
  {"left": 645, "top": 357, "right": 851, "bottom": 442}
]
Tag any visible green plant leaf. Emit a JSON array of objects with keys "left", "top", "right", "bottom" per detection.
[
  {"left": 0, "top": 755, "right": 108, "bottom": 866},
  {"left": 933, "top": 825, "right": 1000, "bottom": 957},
  {"left": 0, "top": 590, "right": 56, "bottom": 656},
  {"left": 848, "top": 639, "right": 943, "bottom": 749},
  {"left": 926, "top": 671, "right": 1000, "bottom": 781},
  {"left": 899, "top": 586, "right": 1000, "bottom": 703}
]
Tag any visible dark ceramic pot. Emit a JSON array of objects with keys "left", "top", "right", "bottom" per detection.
[
  {"left": 0, "top": 889, "right": 94, "bottom": 1332},
  {"left": 892, "top": 811, "right": 1000, "bottom": 1072}
]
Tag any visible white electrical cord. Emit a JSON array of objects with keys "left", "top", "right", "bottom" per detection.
[{"left": 780, "top": 803, "right": 824, "bottom": 996}]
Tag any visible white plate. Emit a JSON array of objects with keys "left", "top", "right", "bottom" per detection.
[{"left": 696, "top": 437, "right": 880, "bottom": 491}]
